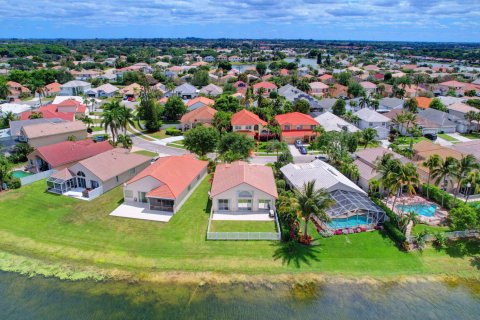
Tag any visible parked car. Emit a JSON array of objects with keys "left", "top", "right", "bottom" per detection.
[
  {"left": 314, "top": 155, "right": 328, "bottom": 161},
  {"left": 424, "top": 133, "right": 437, "bottom": 141},
  {"left": 299, "top": 146, "right": 308, "bottom": 155},
  {"left": 294, "top": 139, "right": 303, "bottom": 148}
]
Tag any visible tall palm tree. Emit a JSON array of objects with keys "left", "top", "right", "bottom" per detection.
[
  {"left": 422, "top": 154, "right": 441, "bottom": 199},
  {"left": 1, "top": 111, "right": 17, "bottom": 128},
  {"left": 294, "top": 181, "right": 335, "bottom": 241},
  {"left": 0, "top": 80, "right": 9, "bottom": 100},
  {"left": 117, "top": 134, "right": 133, "bottom": 149},
  {"left": 454, "top": 154, "right": 479, "bottom": 197},
  {"left": 430, "top": 156, "right": 459, "bottom": 192},
  {"left": 0, "top": 155, "right": 12, "bottom": 192},
  {"left": 399, "top": 211, "right": 419, "bottom": 235},
  {"left": 34, "top": 85, "right": 46, "bottom": 105},
  {"left": 81, "top": 116, "right": 94, "bottom": 129},
  {"left": 118, "top": 107, "right": 135, "bottom": 134},
  {"left": 361, "top": 128, "right": 378, "bottom": 149},
  {"left": 386, "top": 163, "right": 420, "bottom": 210},
  {"left": 464, "top": 169, "right": 480, "bottom": 202},
  {"left": 101, "top": 108, "right": 120, "bottom": 145},
  {"left": 359, "top": 94, "right": 370, "bottom": 109}
]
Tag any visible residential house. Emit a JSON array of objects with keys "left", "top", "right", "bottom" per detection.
[
  {"left": 26, "top": 140, "right": 113, "bottom": 173},
  {"left": 19, "top": 121, "right": 88, "bottom": 148},
  {"left": 281, "top": 160, "right": 385, "bottom": 228},
  {"left": 353, "top": 108, "right": 391, "bottom": 139},
  {"left": 378, "top": 97, "right": 404, "bottom": 112},
  {"left": 9, "top": 118, "right": 67, "bottom": 141},
  {"left": 417, "top": 108, "right": 458, "bottom": 133},
  {"left": 180, "top": 105, "right": 217, "bottom": 130},
  {"left": 59, "top": 80, "right": 91, "bottom": 96},
  {"left": 314, "top": 111, "right": 359, "bottom": 133},
  {"left": 231, "top": 109, "right": 267, "bottom": 138},
  {"left": 47, "top": 149, "right": 151, "bottom": 199},
  {"left": 451, "top": 140, "right": 480, "bottom": 161},
  {"left": 438, "top": 80, "right": 468, "bottom": 96},
  {"left": 354, "top": 147, "right": 410, "bottom": 191},
  {"left": 45, "top": 82, "right": 61, "bottom": 96},
  {"left": 359, "top": 81, "right": 377, "bottom": 95},
  {"left": 415, "top": 97, "right": 432, "bottom": 110},
  {"left": 309, "top": 81, "right": 329, "bottom": 97},
  {"left": 123, "top": 155, "right": 208, "bottom": 214},
  {"left": 275, "top": 112, "right": 319, "bottom": 143},
  {"left": 120, "top": 83, "right": 143, "bottom": 99},
  {"left": 185, "top": 96, "right": 214, "bottom": 111},
  {"left": 199, "top": 84, "right": 223, "bottom": 97},
  {"left": 447, "top": 102, "right": 480, "bottom": 133},
  {"left": 86, "top": 83, "right": 119, "bottom": 98},
  {"left": 210, "top": 161, "right": 277, "bottom": 214},
  {"left": 7, "top": 81, "right": 30, "bottom": 100},
  {"left": 277, "top": 84, "right": 321, "bottom": 111},
  {"left": 252, "top": 81, "right": 277, "bottom": 95},
  {"left": 167, "top": 83, "right": 198, "bottom": 99},
  {"left": 70, "top": 69, "right": 101, "bottom": 81},
  {"left": 0, "top": 103, "right": 31, "bottom": 117},
  {"left": 203, "top": 56, "right": 216, "bottom": 63}
]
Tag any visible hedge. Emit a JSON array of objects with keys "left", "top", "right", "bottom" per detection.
[
  {"left": 372, "top": 198, "right": 406, "bottom": 244},
  {"left": 420, "top": 184, "right": 463, "bottom": 210}
]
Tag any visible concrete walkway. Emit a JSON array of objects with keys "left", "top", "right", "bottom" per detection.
[
  {"left": 435, "top": 136, "right": 453, "bottom": 147},
  {"left": 446, "top": 133, "right": 471, "bottom": 142},
  {"left": 110, "top": 202, "right": 173, "bottom": 222}
]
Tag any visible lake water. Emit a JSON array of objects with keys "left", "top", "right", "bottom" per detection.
[
  {"left": 0, "top": 271, "right": 479, "bottom": 319},
  {"left": 285, "top": 58, "right": 319, "bottom": 69}
]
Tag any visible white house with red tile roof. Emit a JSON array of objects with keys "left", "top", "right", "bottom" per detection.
[
  {"left": 231, "top": 109, "right": 267, "bottom": 137},
  {"left": 180, "top": 105, "right": 217, "bottom": 130},
  {"left": 438, "top": 80, "right": 468, "bottom": 96},
  {"left": 185, "top": 96, "right": 214, "bottom": 111},
  {"left": 123, "top": 155, "right": 208, "bottom": 213},
  {"left": 252, "top": 81, "right": 277, "bottom": 95},
  {"left": 274, "top": 112, "right": 319, "bottom": 144},
  {"left": 309, "top": 81, "right": 329, "bottom": 96},
  {"left": 210, "top": 161, "right": 277, "bottom": 214},
  {"left": 359, "top": 81, "right": 377, "bottom": 95}
]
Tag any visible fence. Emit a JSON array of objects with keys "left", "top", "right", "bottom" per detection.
[
  {"left": 20, "top": 169, "right": 56, "bottom": 186},
  {"left": 86, "top": 186, "right": 104, "bottom": 200},
  {"left": 407, "top": 229, "right": 479, "bottom": 243},
  {"left": 206, "top": 209, "right": 282, "bottom": 241}
]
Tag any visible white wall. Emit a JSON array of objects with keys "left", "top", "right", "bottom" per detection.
[{"left": 212, "top": 182, "right": 276, "bottom": 213}]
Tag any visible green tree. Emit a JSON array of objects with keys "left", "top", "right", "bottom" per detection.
[
  {"left": 0, "top": 78, "right": 9, "bottom": 99},
  {"left": 293, "top": 99, "right": 310, "bottom": 114},
  {"left": 0, "top": 155, "right": 12, "bottom": 191},
  {"left": 361, "top": 128, "right": 378, "bottom": 149},
  {"left": 386, "top": 163, "right": 420, "bottom": 210},
  {"left": 218, "top": 61, "right": 232, "bottom": 71},
  {"left": 117, "top": 134, "right": 133, "bottom": 149},
  {"left": 404, "top": 97, "right": 418, "bottom": 113},
  {"left": 256, "top": 62, "right": 267, "bottom": 76},
  {"left": 183, "top": 125, "right": 219, "bottom": 158},
  {"left": 191, "top": 70, "right": 209, "bottom": 87},
  {"left": 422, "top": 154, "right": 441, "bottom": 199},
  {"left": 164, "top": 96, "right": 186, "bottom": 120},
  {"left": 431, "top": 156, "right": 459, "bottom": 191},
  {"left": 332, "top": 99, "right": 346, "bottom": 116},
  {"left": 449, "top": 206, "right": 478, "bottom": 231},
  {"left": 212, "top": 111, "right": 232, "bottom": 134},
  {"left": 294, "top": 180, "right": 335, "bottom": 241},
  {"left": 217, "top": 132, "right": 255, "bottom": 162},
  {"left": 214, "top": 95, "right": 241, "bottom": 113},
  {"left": 429, "top": 98, "right": 447, "bottom": 112},
  {"left": 347, "top": 81, "right": 364, "bottom": 98},
  {"left": 454, "top": 154, "right": 478, "bottom": 197}
]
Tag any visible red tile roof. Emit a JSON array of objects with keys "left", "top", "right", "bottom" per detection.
[
  {"left": 186, "top": 96, "right": 214, "bottom": 108},
  {"left": 180, "top": 105, "right": 217, "bottom": 124},
  {"left": 275, "top": 112, "right": 319, "bottom": 126},
  {"left": 415, "top": 97, "right": 432, "bottom": 109},
  {"left": 19, "top": 109, "right": 75, "bottom": 121},
  {"left": 252, "top": 81, "right": 277, "bottom": 90},
  {"left": 210, "top": 161, "right": 278, "bottom": 198},
  {"left": 127, "top": 155, "right": 208, "bottom": 199},
  {"left": 231, "top": 109, "right": 267, "bottom": 126},
  {"left": 33, "top": 140, "right": 113, "bottom": 168}
]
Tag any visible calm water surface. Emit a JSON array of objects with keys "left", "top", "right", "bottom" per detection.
[{"left": 0, "top": 271, "right": 479, "bottom": 319}]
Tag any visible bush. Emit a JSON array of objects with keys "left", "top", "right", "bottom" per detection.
[
  {"left": 421, "top": 184, "right": 462, "bottom": 210},
  {"left": 6, "top": 177, "right": 21, "bottom": 189},
  {"left": 372, "top": 198, "right": 406, "bottom": 244},
  {"left": 165, "top": 127, "right": 182, "bottom": 136},
  {"left": 276, "top": 179, "right": 286, "bottom": 191},
  {"left": 449, "top": 205, "right": 479, "bottom": 231}
]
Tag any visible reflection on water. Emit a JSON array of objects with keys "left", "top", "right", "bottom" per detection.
[{"left": 0, "top": 271, "right": 479, "bottom": 320}]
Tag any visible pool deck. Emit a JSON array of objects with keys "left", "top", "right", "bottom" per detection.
[{"left": 385, "top": 195, "right": 448, "bottom": 226}]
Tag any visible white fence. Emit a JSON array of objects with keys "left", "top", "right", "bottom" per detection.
[
  {"left": 86, "top": 186, "right": 104, "bottom": 200},
  {"left": 206, "top": 209, "right": 282, "bottom": 241},
  {"left": 20, "top": 169, "right": 56, "bottom": 186}
]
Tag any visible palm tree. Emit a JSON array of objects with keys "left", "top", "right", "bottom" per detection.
[
  {"left": 1, "top": 111, "right": 17, "bottom": 128},
  {"left": 117, "top": 134, "right": 133, "bottom": 149},
  {"left": 266, "top": 139, "right": 286, "bottom": 161},
  {"left": 101, "top": 108, "right": 120, "bottom": 145},
  {"left": 361, "top": 128, "right": 378, "bottom": 149},
  {"left": 34, "top": 85, "right": 46, "bottom": 105},
  {"left": 454, "top": 154, "right": 478, "bottom": 197},
  {"left": 0, "top": 155, "right": 12, "bottom": 191},
  {"left": 430, "top": 156, "right": 459, "bottom": 192},
  {"left": 81, "top": 116, "right": 94, "bottom": 129},
  {"left": 386, "top": 163, "right": 420, "bottom": 210},
  {"left": 392, "top": 112, "right": 407, "bottom": 134},
  {"left": 359, "top": 94, "right": 370, "bottom": 109},
  {"left": 0, "top": 80, "right": 9, "bottom": 99},
  {"left": 465, "top": 111, "right": 479, "bottom": 132},
  {"left": 294, "top": 181, "right": 335, "bottom": 241},
  {"left": 422, "top": 154, "right": 441, "bottom": 199},
  {"left": 399, "top": 211, "right": 419, "bottom": 235},
  {"left": 464, "top": 169, "right": 480, "bottom": 202},
  {"left": 118, "top": 107, "right": 135, "bottom": 134}
]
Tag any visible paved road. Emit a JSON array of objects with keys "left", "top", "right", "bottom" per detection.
[{"left": 130, "top": 134, "right": 189, "bottom": 157}]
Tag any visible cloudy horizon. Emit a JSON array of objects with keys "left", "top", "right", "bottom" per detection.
[{"left": 0, "top": 0, "right": 479, "bottom": 42}]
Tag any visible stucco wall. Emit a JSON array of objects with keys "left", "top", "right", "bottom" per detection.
[{"left": 211, "top": 182, "right": 276, "bottom": 213}]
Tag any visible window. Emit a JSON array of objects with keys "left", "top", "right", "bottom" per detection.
[
  {"left": 296, "top": 125, "right": 302, "bottom": 130},
  {"left": 125, "top": 190, "right": 133, "bottom": 198},
  {"left": 91, "top": 180, "right": 99, "bottom": 189},
  {"left": 235, "top": 126, "right": 241, "bottom": 130},
  {"left": 218, "top": 199, "right": 229, "bottom": 211},
  {"left": 238, "top": 190, "right": 253, "bottom": 198},
  {"left": 129, "top": 168, "right": 136, "bottom": 174},
  {"left": 369, "top": 122, "right": 373, "bottom": 127},
  {"left": 238, "top": 199, "right": 252, "bottom": 211},
  {"left": 116, "top": 176, "right": 119, "bottom": 182},
  {"left": 284, "top": 125, "right": 290, "bottom": 130},
  {"left": 245, "top": 125, "right": 252, "bottom": 130},
  {"left": 258, "top": 200, "right": 271, "bottom": 210}
]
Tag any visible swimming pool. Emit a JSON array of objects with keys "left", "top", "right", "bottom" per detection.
[
  {"left": 396, "top": 203, "right": 437, "bottom": 217},
  {"left": 11, "top": 170, "right": 32, "bottom": 179},
  {"left": 328, "top": 215, "right": 368, "bottom": 229}
]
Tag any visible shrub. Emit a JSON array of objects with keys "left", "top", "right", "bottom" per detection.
[
  {"left": 449, "top": 205, "right": 479, "bottom": 231},
  {"left": 421, "top": 184, "right": 462, "bottom": 210},
  {"left": 165, "top": 127, "right": 182, "bottom": 136},
  {"left": 6, "top": 177, "right": 21, "bottom": 189},
  {"left": 372, "top": 198, "right": 406, "bottom": 244},
  {"left": 276, "top": 179, "right": 286, "bottom": 191}
]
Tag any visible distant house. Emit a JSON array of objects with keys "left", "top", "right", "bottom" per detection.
[
  {"left": 6, "top": 81, "right": 31, "bottom": 100},
  {"left": 167, "top": 83, "right": 199, "bottom": 99},
  {"left": 278, "top": 84, "right": 321, "bottom": 111},
  {"left": 0, "top": 103, "right": 31, "bottom": 117},
  {"left": 123, "top": 155, "right": 208, "bottom": 213},
  {"left": 86, "top": 83, "right": 119, "bottom": 98},
  {"left": 309, "top": 81, "right": 329, "bottom": 96},
  {"left": 231, "top": 109, "right": 267, "bottom": 138},
  {"left": 180, "top": 105, "right": 217, "bottom": 130},
  {"left": 314, "top": 112, "right": 359, "bottom": 133},
  {"left": 210, "top": 161, "right": 278, "bottom": 214},
  {"left": 47, "top": 149, "right": 151, "bottom": 199},
  {"left": 185, "top": 96, "right": 215, "bottom": 111},
  {"left": 252, "top": 81, "right": 277, "bottom": 95},
  {"left": 59, "top": 81, "right": 91, "bottom": 96},
  {"left": 120, "top": 83, "right": 143, "bottom": 99},
  {"left": 378, "top": 97, "right": 404, "bottom": 112},
  {"left": 418, "top": 108, "right": 458, "bottom": 134},
  {"left": 359, "top": 81, "right": 377, "bottom": 95},
  {"left": 438, "top": 80, "right": 468, "bottom": 96},
  {"left": 203, "top": 56, "right": 216, "bottom": 63},
  {"left": 354, "top": 147, "right": 410, "bottom": 191},
  {"left": 275, "top": 112, "right": 319, "bottom": 143},
  {"left": 19, "top": 121, "right": 88, "bottom": 148},
  {"left": 446, "top": 102, "right": 480, "bottom": 132},
  {"left": 27, "top": 140, "right": 113, "bottom": 173},
  {"left": 45, "top": 82, "right": 61, "bottom": 96},
  {"left": 354, "top": 108, "right": 391, "bottom": 139},
  {"left": 199, "top": 84, "right": 223, "bottom": 97}
]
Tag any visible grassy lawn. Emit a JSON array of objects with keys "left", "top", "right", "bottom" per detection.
[
  {"left": 394, "top": 136, "right": 427, "bottom": 145},
  {"left": 0, "top": 179, "right": 478, "bottom": 278},
  {"left": 131, "top": 121, "right": 169, "bottom": 140},
  {"left": 133, "top": 150, "right": 158, "bottom": 158},
  {"left": 91, "top": 126, "right": 104, "bottom": 132},
  {"left": 412, "top": 224, "right": 449, "bottom": 235},
  {"left": 166, "top": 140, "right": 186, "bottom": 149},
  {"left": 437, "top": 133, "right": 458, "bottom": 142},
  {"left": 460, "top": 132, "right": 480, "bottom": 140},
  {"left": 210, "top": 220, "right": 276, "bottom": 233}
]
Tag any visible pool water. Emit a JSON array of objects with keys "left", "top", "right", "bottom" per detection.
[
  {"left": 11, "top": 170, "right": 32, "bottom": 179},
  {"left": 396, "top": 203, "right": 437, "bottom": 217},
  {"left": 328, "top": 215, "right": 368, "bottom": 229}
]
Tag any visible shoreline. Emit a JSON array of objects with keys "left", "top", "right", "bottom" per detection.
[{"left": 1, "top": 250, "right": 479, "bottom": 286}]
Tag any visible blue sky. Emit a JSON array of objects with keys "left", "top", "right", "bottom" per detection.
[{"left": 0, "top": 0, "right": 479, "bottom": 42}]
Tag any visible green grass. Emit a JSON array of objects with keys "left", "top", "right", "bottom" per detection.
[
  {"left": 131, "top": 121, "right": 168, "bottom": 140},
  {"left": 210, "top": 220, "right": 276, "bottom": 233},
  {"left": 91, "top": 126, "right": 104, "bottom": 132},
  {"left": 437, "top": 133, "right": 458, "bottom": 142},
  {"left": 0, "top": 179, "right": 478, "bottom": 278},
  {"left": 394, "top": 136, "right": 427, "bottom": 145},
  {"left": 412, "top": 224, "right": 449, "bottom": 235},
  {"left": 460, "top": 133, "right": 480, "bottom": 140},
  {"left": 133, "top": 150, "right": 158, "bottom": 158},
  {"left": 167, "top": 140, "right": 186, "bottom": 149}
]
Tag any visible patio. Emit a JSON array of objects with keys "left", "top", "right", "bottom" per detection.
[
  {"left": 211, "top": 212, "right": 274, "bottom": 221},
  {"left": 110, "top": 202, "right": 174, "bottom": 222},
  {"left": 385, "top": 195, "right": 449, "bottom": 226}
]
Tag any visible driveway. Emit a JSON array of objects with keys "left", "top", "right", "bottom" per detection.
[
  {"left": 110, "top": 202, "right": 173, "bottom": 222},
  {"left": 131, "top": 134, "right": 189, "bottom": 157},
  {"left": 446, "top": 133, "right": 471, "bottom": 142},
  {"left": 288, "top": 145, "right": 316, "bottom": 163}
]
